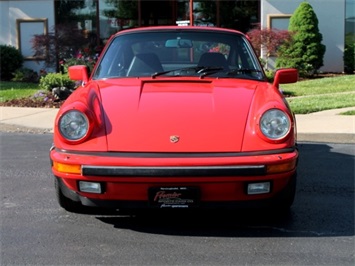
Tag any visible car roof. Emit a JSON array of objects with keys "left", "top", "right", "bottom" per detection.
[{"left": 113, "top": 26, "right": 245, "bottom": 37}]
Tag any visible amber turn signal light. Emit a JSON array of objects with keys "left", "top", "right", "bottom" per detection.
[
  {"left": 53, "top": 161, "right": 82, "bottom": 174},
  {"left": 266, "top": 160, "right": 296, "bottom": 174}
]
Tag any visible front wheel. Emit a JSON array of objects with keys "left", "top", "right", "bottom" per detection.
[
  {"left": 273, "top": 172, "right": 297, "bottom": 211},
  {"left": 54, "top": 177, "right": 83, "bottom": 213}
]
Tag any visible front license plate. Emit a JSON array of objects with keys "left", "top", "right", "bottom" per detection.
[{"left": 148, "top": 187, "right": 200, "bottom": 208}]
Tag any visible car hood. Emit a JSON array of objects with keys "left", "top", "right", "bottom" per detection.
[{"left": 98, "top": 78, "right": 256, "bottom": 152}]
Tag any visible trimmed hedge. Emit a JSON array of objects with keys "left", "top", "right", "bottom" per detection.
[{"left": 0, "top": 45, "right": 24, "bottom": 81}]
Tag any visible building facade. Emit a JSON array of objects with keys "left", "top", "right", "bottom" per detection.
[
  {"left": 1, "top": 0, "right": 354, "bottom": 73},
  {"left": 261, "top": 0, "right": 354, "bottom": 73},
  {"left": 0, "top": 0, "right": 55, "bottom": 72}
]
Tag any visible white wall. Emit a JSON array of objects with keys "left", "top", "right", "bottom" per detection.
[
  {"left": 261, "top": 0, "right": 345, "bottom": 73},
  {"left": 0, "top": 0, "right": 55, "bottom": 73}
]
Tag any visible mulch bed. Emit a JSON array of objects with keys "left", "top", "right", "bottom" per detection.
[{"left": 0, "top": 95, "right": 63, "bottom": 108}]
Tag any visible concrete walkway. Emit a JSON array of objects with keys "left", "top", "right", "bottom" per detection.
[
  {"left": 1, "top": 106, "right": 354, "bottom": 143},
  {"left": 294, "top": 107, "right": 355, "bottom": 143}
]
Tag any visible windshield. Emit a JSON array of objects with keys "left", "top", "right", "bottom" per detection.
[{"left": 93, "top": 29, "right": 265, "bottom": 81}]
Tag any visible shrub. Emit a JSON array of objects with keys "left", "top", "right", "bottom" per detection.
[
  {"left": 247, "top": 24, "right": 292, "bottom": 61},
  {"left": 276, "top": 2, "right": 326, "bottom": 77},
  {"left": 39, "top": 72, "right": 75, "bottom": 92},
  {"left": 31, "top": 24, "right": 101, "bottom": 71},
  {"left": 61, "top": 52, "right": 97, "bottom": 74},
  {"left": 31, "top": 24, "right": 86, "bottom": 69},
  {"left": 12, "top": 68, "right": 39, "bottom": 83},
  {"left": 264, "top": 69, "right": 275, "bottom": 82},
  {"left": 344, "top": 43, "right": 354, "bottom": 74},
  {"left": 0, "top": 45, "right": 24, "bottom": 80}
]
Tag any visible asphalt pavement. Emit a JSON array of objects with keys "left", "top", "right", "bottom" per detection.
[{"left": 0, "top": 106, "right": 354, "bottom": 143}]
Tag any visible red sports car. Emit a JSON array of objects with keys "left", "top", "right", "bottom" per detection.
[{"left": 50, "top": 26, "right": 299, "bottom": 213}]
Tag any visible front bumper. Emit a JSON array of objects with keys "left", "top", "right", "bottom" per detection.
[{"left": 50, "top": 147, "right": 298, "bottom": 207}]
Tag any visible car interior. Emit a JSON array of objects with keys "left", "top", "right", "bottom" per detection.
[{"left": 93, "top": 31, "right": 264, "bottom": 80}]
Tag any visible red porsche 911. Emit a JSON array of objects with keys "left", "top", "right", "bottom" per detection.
[{"left": 50, "top": 26, "right": 299, "bottom": 213}]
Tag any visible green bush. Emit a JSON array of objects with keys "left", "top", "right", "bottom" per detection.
[
  {"left": 0, "top": 45, "right": 24, "bottom": 80},
  {"left": 39, "top": 72, "right": 75, "bottom": 92},
  {"left": 264, "top": 69, "right": 275, "bottom": 82},
  {"left": 12, "top": 68, "right": 39, "bottom": 83},
  {"left": 276, "top": 2, "right": 326, "bottom": 77},
  {"left": 344, "top": 43, "right": 354, "bottom": 74},
  {"left": 61, "top": 57, "right": 95, "bottom": 74}
]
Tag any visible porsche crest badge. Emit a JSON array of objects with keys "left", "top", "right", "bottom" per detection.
[{"left": 170, "top": 135, "right": 180, "bottom": 143}]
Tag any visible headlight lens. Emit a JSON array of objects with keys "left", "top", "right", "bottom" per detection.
[
  {"left": 59, "top": 110, "right": 89, "bottom": 141},
  {"left": 260, "top": 109, "right": 290, "bottom": 140}
]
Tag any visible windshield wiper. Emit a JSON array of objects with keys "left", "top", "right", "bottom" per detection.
[
  {"left": 227, "top": 68, "right": 263, "bottom": 76},
  {"left": 151, "top": 67, "right": 262, "bottom": 79},
  {"left": 151, "top": 67, "right": 204, "bottom": 78},
  {"left": 151, "top": 66, "right": 226, "bottom": 78},
  {"left": 198, "top": 67, "right": 225, "bottom": 78}
]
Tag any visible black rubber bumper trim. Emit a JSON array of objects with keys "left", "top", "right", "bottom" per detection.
[{"left": 82, "top": 165, "right": 266, "bottom": 177}]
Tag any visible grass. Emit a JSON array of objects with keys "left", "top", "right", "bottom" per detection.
[
  {"left": 285, "top": 93, "right": 355, "bottom": 114},
  {"left": 281, "top": 75, "right": 355, "bottom": 96},
  {"left": 281, "top": 75, "right": 355, "bottom": 114},
  {"left": 0, "top": 81, "right": 40, "bottom": 102},
  {"left": 1, "top": 75, "right": 355, "bottom": 114},
  {"left": 340, "top": 110, "right": 355, "bottom": 115}
]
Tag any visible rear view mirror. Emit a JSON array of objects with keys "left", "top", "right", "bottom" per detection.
[{"left": 165, "top": 39, "right": 193, "bottom": 48}]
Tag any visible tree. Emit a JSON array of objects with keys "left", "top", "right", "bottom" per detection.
[
  {"left": 55, "top": 0, "right": 86, "bottom": 23},
  {"left": 276, "top": 2, "right": 326, "bottom": 77},
  {"left": 104, "top": 0, "right": 138, "bottom": 21},
  {"left": 31, "top": 24, "right": 99, "bottom": 72},
  {"left": 195, "top": 0, "right": 259, "bottom": 32},
  {"left": 247, "top": 24, "right": 292, "bottom": 66}
]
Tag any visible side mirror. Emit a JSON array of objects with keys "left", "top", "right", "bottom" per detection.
[
  {"left": 68, "top": 65, "right": 89, "bottom": 84},
  {"left": 273, "top": 68, "right": 298, "bottom": 88}
]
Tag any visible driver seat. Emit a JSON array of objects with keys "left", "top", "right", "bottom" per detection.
[
  {"left": 198, "top": 52, "right": 229, "bottom": 71},
  {"left": 126, "top": 53, "right": 163, "bottom": 76}
]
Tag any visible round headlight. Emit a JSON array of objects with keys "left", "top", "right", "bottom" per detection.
[
  {"left": 59, "top": 110, "right": 89, "bottom": 141},
  {"left": 260, "top": 109, "right": 290, "bottom": 140}
]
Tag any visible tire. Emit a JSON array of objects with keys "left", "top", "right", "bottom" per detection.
[
  {"left": 272, "top": 172, "right": 297, "bottom": 211},
  {"left": 54, "top": 177, "right": 82, "bottom": 213}
]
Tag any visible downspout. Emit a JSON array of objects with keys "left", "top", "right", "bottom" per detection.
[
  {"left": 95, "top": 0, "right": 100, "bottom": 46},
  {"left": 216, "top": 0, "right": 220, "bottom": 27},
  {"left": 190, "top": 0, "right": 194, "bottom": 26},
  {"left": 138, "top": 0, "right": 141, "bottom": 26}
]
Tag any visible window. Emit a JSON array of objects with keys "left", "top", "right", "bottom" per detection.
[
  {"left": 17, "top": 19, "right": 48, "bottom": 60},
  {"left": 267, "top": 14, "right": 291, "bottom": 30}
]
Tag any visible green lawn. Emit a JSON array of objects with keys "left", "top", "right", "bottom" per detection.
[
  {"left": 340, "top": 110, "right": 355, "bottom": 115},
  {"left": 0, "top": 81, "right": 40, "bottom": 102},
  {"left": 285, "top": 93, "right": 355, "bottom": 114},
  {"left": 281, "top": 75, "right": 355, "bottom": 96},
  {"left": 282, "top": 75, "right": 355, "bottom": 114}
]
